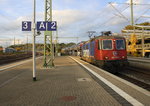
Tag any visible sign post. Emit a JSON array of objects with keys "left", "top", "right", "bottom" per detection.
[
  {"left": 22, "top": 0, "right": 56, "bottom": 81},
  {"left": 32, "top": 0, "right": 36, "bottom": 81}
]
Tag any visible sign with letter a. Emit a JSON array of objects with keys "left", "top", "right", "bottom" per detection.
[{"left": 37, "top": 21, "right": 47, "bottom": 31}]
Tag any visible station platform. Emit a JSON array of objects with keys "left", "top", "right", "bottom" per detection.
[{"left": 0, "top": 56, "right": 149, "bottom": 106}]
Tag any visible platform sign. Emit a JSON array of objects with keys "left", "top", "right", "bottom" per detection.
[
  {"left": 47, "top": 21, "right": 57, "bottom": 31},
  {"left": 37, "top": 21, "right": 47, "bottom": 31},
  {"left": 22, "top": 21, "right": 32, "bottom": 31},
  {"left": 37, "top": 21, "right": 57, "bottom": 31},
  {"left": 22, "top": 21, "right": 57, "bottom": 31}
]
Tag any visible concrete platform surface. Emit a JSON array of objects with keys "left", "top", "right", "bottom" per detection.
[{"left": 0, "top": 56, "right": 149, "bottom": 106}]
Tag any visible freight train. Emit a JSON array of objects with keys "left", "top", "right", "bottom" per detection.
[{"left": 80, "top": 34, "right": 128, "bottom": 73}]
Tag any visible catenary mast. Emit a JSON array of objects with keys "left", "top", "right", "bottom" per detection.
[{"left": 43, "top": 0, "right": 54, "bottom": 68}]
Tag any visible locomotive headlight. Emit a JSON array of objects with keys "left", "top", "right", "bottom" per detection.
[
  {"left": 105, "top": 56, "right": 109, "bottom": 59},
  {"left": 122, "top": 56, "right": 125, "bottom": 58}
]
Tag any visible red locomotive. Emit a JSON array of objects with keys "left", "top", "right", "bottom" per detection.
[{"left": 80, "top": 34, "right": 128, "bottom": 73}]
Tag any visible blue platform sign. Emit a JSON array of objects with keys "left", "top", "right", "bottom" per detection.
[
  {"left": 37, "top": 21, "right": 57, "bottom": 31},
  {"left": 22, "top": 21, "right": 57, "bottom": 31},
  {"left": 22, "top": 21, "right": 32, "bottom": 31},
  {"left": 47, "top": 21, "right": 57, "bottom": 31},
  {"left": 37, "top": 21, "right": 47, "bottom": 31}
]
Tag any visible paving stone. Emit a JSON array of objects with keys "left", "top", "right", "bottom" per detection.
[{"left": 0, "top": 56, "right": 122, "bottom": 106}]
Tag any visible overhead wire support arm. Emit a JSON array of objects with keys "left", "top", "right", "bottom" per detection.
[
  {"left": 115, "top": 3, "right": 150, "bottom": 5},
  {"left": 111, "top": 2, "right": 130, "bottom": 5},
  {"left": 133, "top": 3, "right": 150, "bottom": 6},
  {"left": 141, "top": 15, "right": 150, "bottom": 18},
  {"left": 56, "top": 37, "right": 79, "bottom": 39}
]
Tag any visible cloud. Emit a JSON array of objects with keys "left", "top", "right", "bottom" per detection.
[
  {"left": 0, "top": 0, "right": 150, "bottom": 47},
  {"left": 53, "top": 10, "right": 89, "bottom": 28},
  {"left": 0, "top": 0, "right": 8, "bottom": 4},
  {"left": 0, "top": 16, "right": 26, "bottom": 33},
  {"left": 63, "top": 0, "right": 75, "bottom": 4}
]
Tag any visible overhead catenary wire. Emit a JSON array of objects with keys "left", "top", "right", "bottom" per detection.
[
  {"left": 98, "top": 5, "right": 130, "bottom": 28},
  {"left": 79, "top": 2, "right": 130, "bottom": 38},
  {"left": 114, "top": 1, "right": 150, "bottom": 24},
  {"left": 109, "top": 2, "right": 129, "bottom": 22},
  {"left": 135, "top": 8, "right": 150, "bottom": 22},
  {"left": 99, "top": 1, "right": 150, "bottom": 31}
]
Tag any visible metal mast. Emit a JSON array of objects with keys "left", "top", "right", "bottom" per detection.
[
  {"left": 130, "top": 0, "right": 134, "bottom": 26},
  {"left": 43, "top": 0, "right": 54, "bottom": 68}
]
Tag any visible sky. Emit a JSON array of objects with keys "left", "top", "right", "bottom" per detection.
[{"left": 0, "top": 0, "right": 150, "bottom": 47}]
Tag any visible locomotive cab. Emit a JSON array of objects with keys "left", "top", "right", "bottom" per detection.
[
  {"left": 95, "top": 36, "right": 128, "bottom": 72},
  {"left": 99, "top": 39, "right": 127, "bottom": 60},
  {"left": 80, "top": 35, "right": 128, "bottom": 73}
]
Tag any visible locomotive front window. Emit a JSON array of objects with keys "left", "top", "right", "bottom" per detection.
[
  {"left": 102, "top": 40, "right": 112, "bottom": 50},
  {"left": 116, "top": 39, "right": 125, "bottom": 50}
]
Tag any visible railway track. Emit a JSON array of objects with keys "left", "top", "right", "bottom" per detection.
[
  {"left": 117, "top": 67, "right": 150, "bottom": 91},
  {"left": 0, "top": 54, "right": 32, "bottom": 65},
  {"left": 79, "top": 56, "right": 150, "bottom": 91},
  {"left": 0, "top": 53, "right": 42, "bottom": 65},
  {"left": 113, "top": 57, "right": 150, "bottom": 91}
]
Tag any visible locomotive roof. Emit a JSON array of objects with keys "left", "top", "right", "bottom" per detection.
[
  {"left": 83, "top": 35, "right": 125, "bottom": 44},
  {"left": 93, "top": 35, "right": 124, "bottom": 40}
]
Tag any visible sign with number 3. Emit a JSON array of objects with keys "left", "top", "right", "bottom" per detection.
[{"left": 22, "top": 21, "right": 32, "bottom": 31}]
